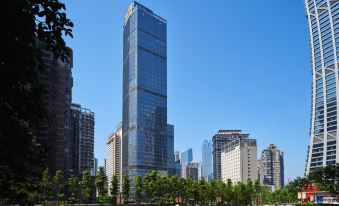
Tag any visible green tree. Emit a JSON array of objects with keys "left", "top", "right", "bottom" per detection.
[
  {"left": 253, "top": 179, "right": 261, "bottom": 206},
  {"left": 179, "top": 178, "right": 188, "bottom": 203},
  {"left": 134, "top": 176, "right": 142, "bottom": 205},
  {"left": 68, "top": 176, "right": 80, "bottom": 204},
  {"left": 122, "top": 174, "right": 130, "bottom": 205},
  {"left": 266, "top": 188, "right": 295, "bottom": 205},
  {"left": 41, "top": 168, "right": 52, "bottom": 204},
  {"left": 170, "top": 176, "right": 182, "bottom": 204},
  {"left": 54, "top": 170, "right": 65, "bottom": 204},
  {"left": 280, "top": 188, "right": 290, "bottom": 204},
  {"left": 232, "top": 182, "right": 241, "bottom": 206},
  {"left": 81, "top": 170, "right": 92, "bottom": 204},
  {"left": 0, "top": 0, "right": 73, "bottom": 202},
  {"left": 197, "top": 178, "right": 209, "bottom": 206},
  {"left": 217, "top": 181, "right": 226, "bottom": 205},
  {"left": 162, "top": 175, "right": 174, "bottom": 204},
  {"left": 259, "top": 186, "right": 271, "bottom": 205},
  {"left": 209, "top": 179, "right": 218, "bottom": 204},
  {"left": 143, "top": 171, "right": 158, "bottom": 202},
  {"left": 184, "top": 177, "right": 197, "bottom": 205},
  {"left": 285, "top": 180, "right": 299, "bottom": 204},
  {"left": 95, "top": 167, "right": 107, "bottom": 197},
  {"left": 239, "top": 182, "right": 248, "bottom": 206},
  {"left": 110, "top": 174, "right": 118, "bottom": 205},
  {"left": 287, "top": 176, "right": 309, "bottom": 203},
  {"left": 223, "top": 179, "right": 233, "bottom": 205},
  {"left": 246, "top": 179, "right": 254, "bottom": 205}
]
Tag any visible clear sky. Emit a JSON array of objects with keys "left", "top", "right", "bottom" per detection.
[{"left": 63, "top": 0, "right": 310, "bottom": 181}]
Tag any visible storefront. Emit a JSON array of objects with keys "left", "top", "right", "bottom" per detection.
[{"left": 298, "top": 191, "right": 338, "bottom": 204}]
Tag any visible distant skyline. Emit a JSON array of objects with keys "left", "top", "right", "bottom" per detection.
[{"left": 63, "top": 0, "right": 310, "bottom": 181}]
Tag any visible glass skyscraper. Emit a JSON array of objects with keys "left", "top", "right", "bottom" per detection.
[
  {"left": 122, "top": 2, "right": 169, "bottom": 179},
  {"left": 304, "top": 0, "right": 339, "bottom": 174},
  {"left": 181, "top": 148, "right": 193, "bottom": 165},
  {"left": 202, "top": 140, "right": 213, "bottom": 181}
]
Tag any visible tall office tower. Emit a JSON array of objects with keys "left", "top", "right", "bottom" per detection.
[
  {"left": 70, "top": 103, "right": 81, "bottom": 175},
  {"left": 106, "top": 123, "right": 123, "bottom": 192},
  {"left": 174, "top": 150, "right": 180, "bottom": 163},
  {"left": 122, "top": 2, "right": 169, "bottom": 179},
  {"left": 79, "top": 107, "right": 95, "bottom": 174},
  {"left": 221, "top": 137, "right": 257, "bottom": 184},
  {"left": 259, "top": 144, "right": 284, "bottom": 190},
  {"left": 167, "top": 124, "right": 176, "bottom": 176},
  {"left": 202, "top": 140, "right": 213, "bottom": 181},
  {"left": 36, "top": 43, "right": 73, "bottom": 175},
  {"left": 182, "top": 162, "right": 200, "bottom": 181},
  {"left": 304, "top": 0, "right": 339, "bottom": 174},
  {"left": 181, "top": 149, "right": 193, "bottom": 165},
  {"left": 212, "top": 130, "right": 249, "bottom": 181}
]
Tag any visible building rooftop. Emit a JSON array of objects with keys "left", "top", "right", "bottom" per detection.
[
  {"left": 222, "top": 138, "right": 257, "bottom": 153},
  {"left": 124, "top": 1, "right": 167, "bottom": 26},
  {"left": 218, "top": 130, "right": 242, "bottom": 134}
]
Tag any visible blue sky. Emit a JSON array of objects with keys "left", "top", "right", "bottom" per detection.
[{"left": 64, "top": 0, "right": 310, "bottom": 181}]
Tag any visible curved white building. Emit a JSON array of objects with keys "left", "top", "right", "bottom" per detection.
[{"left": 304, "top": 0, "right": 339, "bottom": 174}]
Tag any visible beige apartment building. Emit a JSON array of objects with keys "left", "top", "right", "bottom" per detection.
[
  {"left": 106, "top": 123, "right": 122, "bottom": 192},
  {"left": 221, "top": 138, "right": 257, "bottom": 184}
]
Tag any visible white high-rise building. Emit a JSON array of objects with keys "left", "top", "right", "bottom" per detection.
[
  {"left": 304, "top": 0, "right": 339, "bottom": 174},
  {"left": 212, "top": 130, "right": 250, "bottom": 181},
  {"left": 106, "top": 123, "right": 122, "bottom": 192},
  {"left": 221, "top": 138, "right": 257, "bottom": 184}
]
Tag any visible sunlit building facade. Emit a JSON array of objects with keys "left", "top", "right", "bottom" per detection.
[
  {"left": 212, "top": 130, "right": 249, "bottom": 181},
  {"left": 181, "top": 148, "right": 193, "bottom": 165},
  {"left": 122, "top": 2, "right": 170, "bottom": 179},
  {"left": 202, "top": 140, "right": 213, "bottom": 181},
  {"left": 304, "top": 0, "right": 339, "bottom": 174},
  {"left": 106, "top": 123, "right": 123, "bottom": 192},
  {"left": 221, "top": 138, "right": 257, "bottom": 184}
]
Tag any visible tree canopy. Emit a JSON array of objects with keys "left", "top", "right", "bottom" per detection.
[
  {"left": 309, "top": 163, "right": 339, "bottom": 201},
  {"left": 0, "top": 0, "right": 73, "bottom": 202}
]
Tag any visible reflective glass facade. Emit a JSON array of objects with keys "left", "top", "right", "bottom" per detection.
[
  {"left": 202, "top": 140, "right": 213, "bottom": 181},
  {"left": 305, "top": 0, "right": 339, "bottom": 174},
  {"left": 181, "top": 149, "right": 193, "bottom": 165},
  {"left": 122, "top": 2, "right": 168, "bottom": 178}
]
